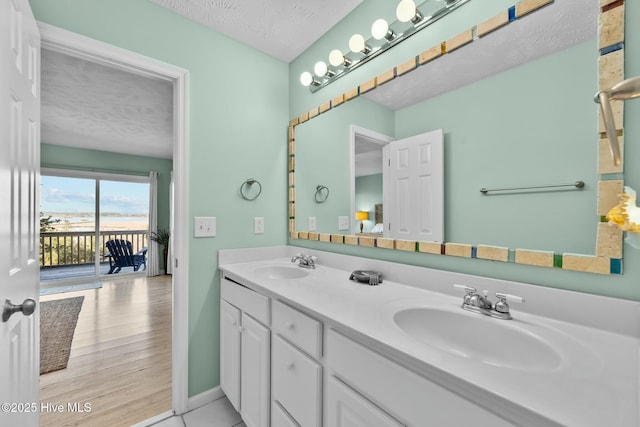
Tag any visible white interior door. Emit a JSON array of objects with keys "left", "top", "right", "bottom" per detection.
[
  {"left": 388, "top": 129, "right": 444, "bottom": 242},
  {"left": 1, "top": 0, "right": 41, "bottom": 425}
]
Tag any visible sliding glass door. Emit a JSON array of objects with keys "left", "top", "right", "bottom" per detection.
[{"left": 40, "top": 170, "right": 150, "bottom": 284}]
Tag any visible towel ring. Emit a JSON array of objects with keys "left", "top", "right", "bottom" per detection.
[
  {"left": 240, "top": 178, "right": 262, "bottom": 201},
  {"left": 314, "top": 185, "right": 329, "bottom": 203}
]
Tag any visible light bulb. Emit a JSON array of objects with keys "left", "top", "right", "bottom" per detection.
[
  {"left": 349, "top": 34, "right": 366, "bottom": 53},
  {"left": 314, "top": 61, "right": 328, "bottom": 77},
  {"left": 300, "top": 71, "right": 313, "bottom": 87},
  {"left": 396, "top": 0, "right": 417, "bottom": 22},
  {"left": 371, "top": 18, "right": 389, "bottom": 40},
  {"left": 329, "top": 49, "right": 345, "bottom": 67}
]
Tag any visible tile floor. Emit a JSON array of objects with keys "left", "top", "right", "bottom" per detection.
[{"left": 150, "top": 397, "right": 246, "bottom": 427}]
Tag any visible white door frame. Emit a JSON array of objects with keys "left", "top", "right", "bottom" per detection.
[
  {"left": 350, "top": 125, "right": 394, "bottom": 235},
  {"left": 37, "top": 23, "right": 190, "bottom": 415}
]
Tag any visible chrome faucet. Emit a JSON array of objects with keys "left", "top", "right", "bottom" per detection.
[
  {"left": 291, "top": 253, "right": 316, "bottom": 269},
  {"left": 453, "top": 284, "right": 524, "bottom": 320}
]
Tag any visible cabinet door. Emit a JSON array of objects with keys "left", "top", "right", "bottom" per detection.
[
  {"left": 241, "top": 312, "right": 271, "bottom": 427},
  {"left": 272, "top": 401, "right": 300, "bottom": 427},
  {"left": 220, "top": 300, "right": 241, "bottom": 411},
  {"left": 327, "top": 376, "right": 404, "bottom": 427}
]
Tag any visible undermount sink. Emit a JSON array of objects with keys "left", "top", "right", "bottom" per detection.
[
  {"left": 253, "top": 265, "right": 310, "bottom": 280},
  {"left": 393, "top": 307, "right": 562, "bottom": 372}
]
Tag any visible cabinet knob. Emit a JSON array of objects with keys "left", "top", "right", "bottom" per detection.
[
  {"left": 285, "top": 321, "right": 295, "bottom": 330},
  {"left": 287, "top": 362, "right": 295, "bottom": 370}
]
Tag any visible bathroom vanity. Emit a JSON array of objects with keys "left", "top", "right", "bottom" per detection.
[{"left": 218, "top": 246, "right": 639, "bottom": 427}]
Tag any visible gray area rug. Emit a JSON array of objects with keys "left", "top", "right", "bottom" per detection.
[{"left": 40, "top": 296, "right": 84, "bottom": 374}]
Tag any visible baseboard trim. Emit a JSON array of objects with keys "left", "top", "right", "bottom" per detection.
[
  {"left": 129, "top": 410, "right": 175, "bottom": 427},
  {"left": 187, "top": 386, "right": 225, "bottom": 412}
]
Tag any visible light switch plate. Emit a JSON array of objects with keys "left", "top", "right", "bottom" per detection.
[
  {"left": 338, "top": 216, "right": 349, "bottom": 230},
  {"left": 194, "top": 216, "right": 216, "bottom": 237},
  {"left": 254, "top": 217, "right": 265, "bottom": 234},
  {"left": 308, "top": 216, "right": 317, "bottom": 231}
]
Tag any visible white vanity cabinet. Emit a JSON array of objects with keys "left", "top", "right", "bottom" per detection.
[
  {"left": 326, "top": 329, "right": 514, "bottom": 427},
  {"left": 220, "top": 278, "right": 271, "bottom": 427},
  {"left": 271, "top": 300, "right": 322, "bottom": 427},
  {"left": 326, "top": 376, "right": 404, "bottom": 427}
]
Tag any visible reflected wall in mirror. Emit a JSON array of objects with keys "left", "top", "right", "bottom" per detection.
[{"left": 288, "top": 0, "right": 626, "bottom": 275}]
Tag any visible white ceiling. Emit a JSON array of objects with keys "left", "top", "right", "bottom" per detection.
[
  {"left": 149, "top": 0, "right": 362, "bottom": 63},
  {"left": 41, "top": 49, "right": 175, "bottom": 159}
]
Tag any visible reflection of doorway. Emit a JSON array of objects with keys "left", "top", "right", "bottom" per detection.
[
  {"left": 388, "top": 129, "right": 444, "bottom": 242},
  {"left": 351, "top": 126, "right": 445, "bottom": 241},
  {"left": 350, "top": 126, "right": 393, "bottom": 235}
]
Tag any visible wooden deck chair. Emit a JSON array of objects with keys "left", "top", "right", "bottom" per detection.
[{"left": 105, "top": 239, "right": 147, "bottom": 274}]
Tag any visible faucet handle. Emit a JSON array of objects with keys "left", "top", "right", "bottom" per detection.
[
  {"left": 495, "top": 293, "right": 525, "bottom": 304},
  {"left": 453, "top": 284, "right": 476, "bottom": 294},
  {"left": 494, "top": 292, "right": 524, "bottom": 316}
]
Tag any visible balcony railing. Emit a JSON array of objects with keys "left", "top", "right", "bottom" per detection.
[{"left": 40, "top": 230, "right": 148, "bottom": 268}]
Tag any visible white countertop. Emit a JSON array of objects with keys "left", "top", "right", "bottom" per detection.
[{"left": 219, "top": 246, "right": 640, "bottom": 427}]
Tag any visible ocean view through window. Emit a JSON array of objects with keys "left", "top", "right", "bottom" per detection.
[{"left": 40, "top": 170, "right": 150, "bottom": 283}]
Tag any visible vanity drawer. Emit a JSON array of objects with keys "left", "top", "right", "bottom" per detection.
[
  {"left": 221, "top": 278, "right": 270, "bottom": 325},
  {"left": 326, "top": 329, "right": 513, "bottom": 427},
  {"left": 272, "top": 335, "right": 322, "bottom": 427},
  {"left": 272, "top": 299, "right": 322, "bottom": 358}
]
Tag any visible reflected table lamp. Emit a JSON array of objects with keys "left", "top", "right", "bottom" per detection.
[{"left": 355, "top": 211, "right": 369, "bottom": 233}]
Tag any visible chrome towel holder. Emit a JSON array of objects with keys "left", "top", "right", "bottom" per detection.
[
  {"left": 314, "top": 185, "right": 329, "bottom": 203},
  {"left": 240, "top": 178, "right": 262, "bottom": 201},
  {"left": 480, "top": 181, "right": 585, "bottom": 195}
]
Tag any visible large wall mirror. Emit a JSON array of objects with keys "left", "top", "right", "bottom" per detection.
[{"left": 289, "top": 0, "right": 627, "bottom": 275}]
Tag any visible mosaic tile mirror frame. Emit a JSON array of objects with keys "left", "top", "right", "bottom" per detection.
[{"left": 288, "top": 0, "right": 627, "bottom": 275}]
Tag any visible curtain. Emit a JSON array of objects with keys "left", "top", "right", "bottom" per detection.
[
  {"left": 147, "top": 171, "right": 160, "bottom": 276},
  {"left": 166, "top": 171, "right": 174, "bottom": 275}
]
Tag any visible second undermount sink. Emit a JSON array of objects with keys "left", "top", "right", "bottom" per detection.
[
  {"left": 253, "top": 265, "right": 310, "bottom": 280},
  {"left": 393, "top": 307, "right": 562, "bottom": 372}
]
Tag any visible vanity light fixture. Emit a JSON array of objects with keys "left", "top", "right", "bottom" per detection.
[
  {"left": 349, "top": 34, "right": 371, "bottom": 55},
  {"left": 396, "top": 0, "right": 423, "bottom": 24},
  {"left": 595, "top": 76, "right": 640, "bottom": 166},
  {"left": 329, "top": 49, "right": 351, "bottom": 67},
  {"left": 371, "top": 19, "right": 396, "bottom": 41},
  {"left": 299, "top": 0, "right": 470, "bottom": 92},
  {"left": 300, "top": 71, "right": 319, "bottom": 87}
]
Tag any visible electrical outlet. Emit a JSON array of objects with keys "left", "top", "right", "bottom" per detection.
[
  {"left": 308, "top": 216, "right": 317, "bottom": 231},
  {"left": 194, "top": 216, "right": 216, "bottom": 237},
  {"left": 254, "top": 217, "right": 265, "bottom": 234},
  {"left": 338, "top": 216, "right": 349, "bottom": 230}
]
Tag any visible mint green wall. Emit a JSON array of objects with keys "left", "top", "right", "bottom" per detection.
[
  {"left": 394, "top": 40, "right": 596, "bottom": 253},
  {"left": 295, "top": 97, "right": 393, "bottom": 233},
  {"left": 30, "top": 0, "right": 289, "bottom": 396},
  {"left": 355, "top": 174, "right": 383, "bottom": 233},
  {"left": 40, "top": 143, "right": 173, "bottom": 269},
  {"left": 290, "top": 2, "right": 640, "bottom": 301}
]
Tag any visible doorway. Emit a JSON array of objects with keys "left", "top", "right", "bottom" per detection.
[{"left": 38, "top": 22, "right": 189, "bottom": 416}]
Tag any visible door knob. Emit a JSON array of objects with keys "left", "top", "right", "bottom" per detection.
[{"left": 2, "top": 298, "right": 36, "bottom": 322}]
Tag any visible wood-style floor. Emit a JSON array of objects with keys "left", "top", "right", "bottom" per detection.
[{"left": 39, "top": 275, "right": 173, "bottom": 427}]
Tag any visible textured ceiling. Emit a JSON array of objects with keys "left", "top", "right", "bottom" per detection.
[
  {"left": 150, "top": 0, "right": 363, "bottom": 63},
  {"left": 41, "top": 49, "right": 174, "bottom": 159},
  {"left": 365, "top": 0, "right": 598, "bottom": 110}
]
